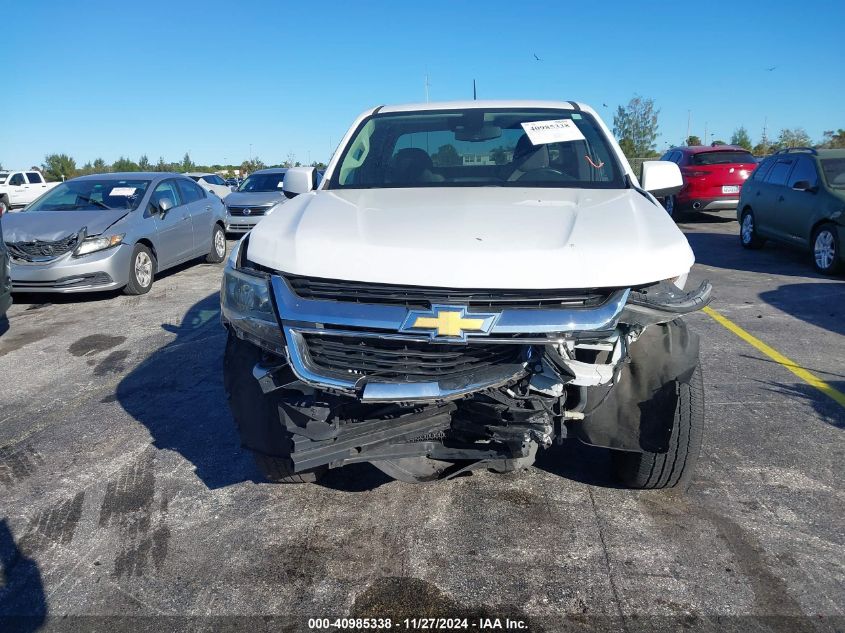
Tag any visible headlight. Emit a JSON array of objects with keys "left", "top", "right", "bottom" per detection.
[
  {"left": 221, "top": 254, "right": 285, "bottom": 353},
  {"left": 74, "top": 234, "right": 124, "bottom": 257}
]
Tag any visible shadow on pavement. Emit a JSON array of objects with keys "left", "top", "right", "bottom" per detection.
[
  {"left": 676, "top": 211, "right": 735, "bottom": 225},
  {"left": 684, "top": 231, "right": 823, "bottom": 278},
  {"left": 318, "top": 463, "right": 393, "bottom": 492},
  {"left": 759, "top": 282, "right": 845, "bottom": 337},
  {"left": 759, "top": 380, "right": 845, "bottom": 429},
  {"left": 115, "top": 292, "right": 261, "bottom": 489},
  {"left": 0, "top": 520, "right": 47, "bottom": 631},
  {"left": 534, "top": 439, "right": 624, "bottom": 489},
  {"left": 0, "top": 315, "right": 8, "bottom": 337}
]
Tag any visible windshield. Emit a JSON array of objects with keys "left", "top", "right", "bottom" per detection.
[
  {"left": 329, "top": 108, "right": 624, "bottom": 190},
  {"left": 692, "top": 151, "right": 756, "bottom": 165},
  {"left": 25, "top": 179, "right": 151, "bottom": 212},
  {"left": 821, "top": 158, "right": 845, "bottom": 188},
  {"left": 202, "top": 174, "right": 226, "bottom": 186},
  {"left": 238, "top": 172, "right": 286, "bottom": 192}
]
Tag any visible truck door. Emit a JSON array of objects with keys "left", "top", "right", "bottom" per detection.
[
  {"left": 7, "top": 173, "right": 27, "bottom": 206},
  {"left": 25, "top": 172, "right": 50, "bottom": 204}
]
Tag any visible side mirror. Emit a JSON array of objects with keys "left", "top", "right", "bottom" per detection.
[
  {"left": 640, "top": 160, "right": 684, "bottom": 198},
  {"left": 158, "top": 197, "right": 174, "bottom": 216},
  {"left": 282, "top": 167, "right": 316, "bottom": 197},
  {"left": 792, "top": 180, "right": 815, "bottom": 193}
]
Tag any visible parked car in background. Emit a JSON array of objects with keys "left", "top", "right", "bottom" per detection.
[
  {"left": 0, "top": 170, "right": 60, "bottom": 214},
  {"left": 223, "top": 167, "right": 288, "bottom": 234},
  {"left": 659, "top": 145, "right": 757, "bottom": 218},
  {"left": 225, "top": 177, "right": 241, "bottom": 188},
  {"left": 738, "top": 147, "right": 845, "bottom": 274},
  {"left": 0, "top": 220, "right": 11, "bottom": 317},
  {"left": 185, "top": 172, "right": 233, "bottom": 199},
  {"left": 2, "top": 172, "right": 228, "bottom": 295}
]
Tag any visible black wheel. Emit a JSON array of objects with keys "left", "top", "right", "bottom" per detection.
[
  {"left": 740, "top": 209, "right": 766, "bottom": 249},
  {"left": 0, "top": 198, "right": 9, "bottom": 216},
  {"left": 223, "top": 332, "right": 326, "bottom": 484},
  {"left": 811, "top": 224, "right": 842, "bottom": 275},
  {"left": 123, "top": 244, "right": 155, "bottom": 295},
  {"left": 205, "top": 224, "right": 227, "bottom": 264},
  {"left": 612, "top": 363, "right": 704, "bottom": 490}
]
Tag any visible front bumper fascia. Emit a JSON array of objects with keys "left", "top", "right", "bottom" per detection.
[{"left": 9, "top": 243, "right": 131, "bottom": 293}]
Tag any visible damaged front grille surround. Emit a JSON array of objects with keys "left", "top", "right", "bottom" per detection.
[
  {"left": 233, "top": 269, "right": 711, "bottom": 403},
  {"left": 6, "top": 232, "right": 80, "bottom": 262},
  {"left": 262, "top": 275, "right": 634, "bottom": 402}
]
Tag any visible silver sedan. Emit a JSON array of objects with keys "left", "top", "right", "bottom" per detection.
[{"left": 0, "top": 172, "right": 228, "bottom": 295}]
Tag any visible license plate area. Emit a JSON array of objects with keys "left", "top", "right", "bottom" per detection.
[{"left": 722, "top": 185, "right": 739, "bottom": 194}]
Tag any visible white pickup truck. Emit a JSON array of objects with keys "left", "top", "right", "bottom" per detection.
[
  {"left": 221, "top": 100, "right": 712, "bottom": 489},
  {"left": 0, "top": 170, "right": 59, "bottom": 214}
]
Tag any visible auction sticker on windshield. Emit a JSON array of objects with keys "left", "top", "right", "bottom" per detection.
[
  {"left": 521, "top": 119, "right": 585, "bottom": 145},
  {"left": 110, "top": 187, "right": 137, "bottom": 196}
]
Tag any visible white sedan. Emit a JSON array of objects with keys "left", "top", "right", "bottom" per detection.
[{"left": 184, "top": 172, "right": 233, "bottom": 200}]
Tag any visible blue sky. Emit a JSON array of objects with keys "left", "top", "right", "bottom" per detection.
[{"left": 3, "top": 0, "right": 843, "bottom": 168}]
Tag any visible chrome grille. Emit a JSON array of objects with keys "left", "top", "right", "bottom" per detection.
[{"left": 227, "top": 206, "right": 271, "bottom": 216}]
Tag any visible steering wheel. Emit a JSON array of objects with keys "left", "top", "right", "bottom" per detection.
[{"left": 517, "top": 168, "right": 575, "bottom": 182}]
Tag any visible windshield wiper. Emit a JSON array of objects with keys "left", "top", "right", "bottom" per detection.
[{"left": 74, "top": 196, "right": 112, "bottom": 210}]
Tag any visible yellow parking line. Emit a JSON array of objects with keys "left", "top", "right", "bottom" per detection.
[{"left": 702, "top": 306, "right": 845, "bottom": 409}]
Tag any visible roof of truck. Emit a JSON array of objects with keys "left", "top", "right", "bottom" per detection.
[{"left": 379, "top": 100, "right": 592, "bottom": 114}]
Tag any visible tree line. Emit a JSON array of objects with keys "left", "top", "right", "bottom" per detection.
[
  {"left": 612, "top": 95, "right": 844, "bottom": 159},
  {"left": 16, "top": 153, "right": 328, "bottom": 182}
]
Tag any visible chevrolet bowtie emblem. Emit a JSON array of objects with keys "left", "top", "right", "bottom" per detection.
[{"left": 400, "top": 305, "right": 499, "bottom": 341}]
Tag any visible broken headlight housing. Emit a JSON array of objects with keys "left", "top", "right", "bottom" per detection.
[{"left": 220, "top": 239, "right": 285, "bottom": 354}]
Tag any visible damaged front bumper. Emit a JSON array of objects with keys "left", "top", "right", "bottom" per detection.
[{"left": 221, "top": 243, "right": 711, "bottom": 476}]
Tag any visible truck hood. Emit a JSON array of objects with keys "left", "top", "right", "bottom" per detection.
[
  {"left": 224, "top": 191, "right": 287, "bottom": 207},
  {"left": 246, "top": 188, "right": 695, "bottom": 289},
  {"left": 0, "top": 209, "right": 129, "bottom": 242}
]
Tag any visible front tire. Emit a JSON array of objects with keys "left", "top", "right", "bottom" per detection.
[
  {"left": 0, "top": 198, "right": 9, "bottom": 216},
  {"left": 205, "top": 224, "right": 227, "bottom": 264},
  {"left": 812, "top": 224, "right": 841, "bottom": 275},
  {"left": 224, "top": 332, "right": 325, "bottom": 484},
  {"left": 740, "top": 209, "right": 765, "bottom": 249},
  {"left": 123, "top": 244, "right": 155, "bottom": 295},
  {"left": 612, "top": 364, "right": 704, "bottom": 490}
]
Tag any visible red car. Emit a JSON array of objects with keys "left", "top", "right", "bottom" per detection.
[{"left": 659, "top": 145, "right": 757, "bottom": 219}]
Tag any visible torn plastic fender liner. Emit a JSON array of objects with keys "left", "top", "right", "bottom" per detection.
[
  {"left": 573, "top": 319, "right": 700, "bottom": 453},
  {"left": 620, "top": 280, "right": 712, "bottom": 327}
]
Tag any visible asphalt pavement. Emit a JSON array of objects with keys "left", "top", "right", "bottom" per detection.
[{"left": 0, "top": 212, "right": 843, "bottom": 633}]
